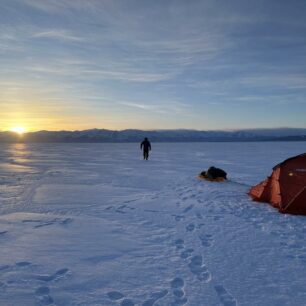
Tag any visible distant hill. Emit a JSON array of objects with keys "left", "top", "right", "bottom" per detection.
[{"left": 0, "top": 128, "right": 306, "bottom": 143}]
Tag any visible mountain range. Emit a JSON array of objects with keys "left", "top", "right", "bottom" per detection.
[{"left": 0, "top": 128, "right": 306, "bottom": 143}]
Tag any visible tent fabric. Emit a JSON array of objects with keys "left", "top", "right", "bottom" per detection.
[{"left": 249, "top": 153, "right": 306, "bottom": 215}]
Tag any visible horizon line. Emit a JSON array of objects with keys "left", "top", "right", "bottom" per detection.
[{"left": 1, "top": 127, "right": 306, "bottom": 133}]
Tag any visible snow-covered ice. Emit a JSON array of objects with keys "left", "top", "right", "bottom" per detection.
[{"left": 0, "top": 142, "right": 306, "bottom": 306}]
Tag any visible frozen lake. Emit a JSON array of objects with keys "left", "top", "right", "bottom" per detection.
[{"left": 0, "top": 142, "right": 306, "bottom": 306}]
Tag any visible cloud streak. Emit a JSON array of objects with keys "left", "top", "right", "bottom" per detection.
[
  {"left": 32, "top": 30, "right": 84, "bottom": 42},
  {"left": 119, "top": 100, "right": 189, "bottom": 115}
]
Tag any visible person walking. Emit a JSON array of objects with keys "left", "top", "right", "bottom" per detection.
[{"left": 140, "top": 137, "right": 151, "bottom": 160}]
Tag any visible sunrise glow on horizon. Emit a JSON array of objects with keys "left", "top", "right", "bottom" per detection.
[
  {"left": 10, "top": 126, "right": 26, "bottom": 135},
  {"left": 1, "top": 0, "right": 306, "bottom": 131}
]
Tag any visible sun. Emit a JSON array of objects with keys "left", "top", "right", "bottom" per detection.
[{"left": 10, "top": 126, "right": 26, "bottom": 135}]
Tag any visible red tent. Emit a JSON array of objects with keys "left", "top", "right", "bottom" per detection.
[{"left": 249, "top": 153, "right": 306, "bottom": 215}]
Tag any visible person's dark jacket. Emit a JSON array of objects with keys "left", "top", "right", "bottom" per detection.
[{"left": 140, "top": 139, "right": 151, "bottom": 152}]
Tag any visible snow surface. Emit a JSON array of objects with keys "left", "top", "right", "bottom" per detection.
[{"left": 0, "top": 142, "right": 306, "bottom": 306}]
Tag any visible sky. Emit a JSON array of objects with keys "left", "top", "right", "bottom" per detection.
[{"left": 1, "top": 0, "right": 306, "bottom": 132}]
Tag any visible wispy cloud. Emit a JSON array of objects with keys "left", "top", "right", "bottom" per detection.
[
  {"left": 119, "top": 102, "right": 155, "bottom": 110},
  {"left": 53, "top": 52, "right": 175, "bottom": 83},
  {"left": 83, "top": 69, "right": 173, "bottom": 82},
  {"left": 119, "top": 100, "right": 188, "bottom": 115},
  {"left": 32, "top": 30, "right": 84, "bottom": 42},
  {"left": 16, "top": 0, "right": 69, "bottom": 13},
  {"left": 241, "top": 75, "right": 306, "bottom": 89},
  {"left": 28, "top": 63, "right": 173, "bottom": 82},
  {"left": 0, "top": 26, "right": 26, "bottom": 52},
  {"left": 188, "top": 71, "right": 306, "bottom": 93}
]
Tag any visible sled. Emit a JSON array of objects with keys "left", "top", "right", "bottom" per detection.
[{"left": 197, "top": 174, "right": 226, "bottom": 182}]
